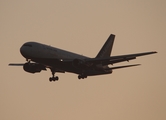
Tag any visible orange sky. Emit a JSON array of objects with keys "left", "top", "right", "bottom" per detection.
[{"left": 1, "top": 1, "right": 166, "bottom": 120}]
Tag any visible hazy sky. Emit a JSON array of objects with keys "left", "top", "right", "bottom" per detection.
[{"left": 1, "top": 0, "right": 166, "bottom": 120}]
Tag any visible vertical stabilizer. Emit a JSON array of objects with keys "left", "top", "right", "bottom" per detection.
[{"left": 96, "top": 34, "right": 115, "bottom": 58}]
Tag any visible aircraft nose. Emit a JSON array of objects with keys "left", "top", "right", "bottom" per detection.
[
  {"left": 20, "top": 45, "right": 25, "bottom": 57},
  {"left": 20, "top": 43, "right": 32, "bottom": 58}
]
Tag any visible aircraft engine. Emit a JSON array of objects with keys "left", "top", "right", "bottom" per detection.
[{"left": 23, "top": 63, "right": 46, "bottom": 73}]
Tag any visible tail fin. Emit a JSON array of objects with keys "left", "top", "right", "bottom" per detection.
[{"left": 96, "top": 34, "right": 115, "bottom": 58}]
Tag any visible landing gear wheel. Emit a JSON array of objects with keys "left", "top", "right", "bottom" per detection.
[
  {"left": 78, "top": 74, "right": 87, "bottom": 79},
  {"left": 78, "top": 76, "right": 81, "bottom": 79},
  {"left": 52, "top": 76, "right": 59, "bottom": 81},
  {"left": 49, "top": 77, "right": 53, "bottom": 82},
  {"left": 55, "top": 76, "right": 59, "bottom": 80},
  {"left": 49, "top": 76, "right": 59, "bottom": 82},
  {"left": 49, "top": 69, "right": 59, "bottom": 82}
]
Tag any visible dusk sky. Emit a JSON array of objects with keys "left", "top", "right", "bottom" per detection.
[{"left": 1, "top": 0, "right": 166, "bottom": 120}]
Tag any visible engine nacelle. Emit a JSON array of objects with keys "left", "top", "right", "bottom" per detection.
[
  {"left": 23, "top": 63, "right": 46, "bottom": 73},
  {"left": 73, "top": 59, "right": 86, "bottom": 68}
]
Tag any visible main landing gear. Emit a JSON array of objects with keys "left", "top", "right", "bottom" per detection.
[
  {"left": 49, "top": 69, "right": 59, "bottom": 82},
  {"left": 49, "top": 76, "right": 59, "bottom": 82},
  {"left": 78, "top": 73, "right": 87, "bottom": 79}
]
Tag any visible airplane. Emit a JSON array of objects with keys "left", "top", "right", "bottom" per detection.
[{"left": 9, "top": 34, "right": 157, "bottom": 82}]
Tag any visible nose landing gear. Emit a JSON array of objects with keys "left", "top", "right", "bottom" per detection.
[{"left": 49, "top": 69, "right": 59, "bottom": 82}]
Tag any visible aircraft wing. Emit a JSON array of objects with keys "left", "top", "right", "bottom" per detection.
[
  {"left": 84, "top": 51, "right": 157, "bottom": 65},
  {"left": 9, "top": 51, "right": 156, "bottom": 71},
  {"left": 9, "top": 63, "right": 24, "bottom": 66},
  {"left": 35, "top": 51, "right": 157, "bottom": 67}
]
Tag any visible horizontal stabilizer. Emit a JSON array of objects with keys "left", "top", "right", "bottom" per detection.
[{"left": 107, "top": 64, "right": 141, "bottom": 70}]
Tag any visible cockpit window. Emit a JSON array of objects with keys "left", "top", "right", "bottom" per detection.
[{"left": 23, "top": 44, "right": 32, "bottom": 47}]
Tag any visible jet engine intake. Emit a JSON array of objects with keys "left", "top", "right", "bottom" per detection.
[{"left": 23, "top": 63, "right": 46, "bottom": 73}]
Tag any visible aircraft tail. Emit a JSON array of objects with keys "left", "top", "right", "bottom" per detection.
[{"left": 96, "top": 34, "right": 115, "bottom": 58}]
